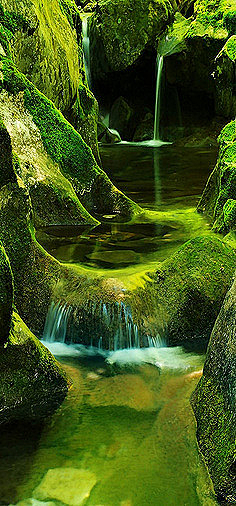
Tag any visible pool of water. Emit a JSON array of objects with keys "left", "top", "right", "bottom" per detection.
[
  {"left": 0, "top": 344, "right": 217, "bottom": 506},
  {"left": 36, "top": 145, "right": 217, "bottom": 270}
]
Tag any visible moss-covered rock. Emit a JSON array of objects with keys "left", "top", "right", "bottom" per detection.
[
  {"left": 0, "top": 311, "right": 70, "bottom": 424},
  {"left": 0, "top": 90, "right": 98, "bottom": 227},
  {"left": 192, "top": 276, "right": 236, "bottom": 501},
  {"left": 0, "top": 179, "right": 63, "bottom": 335},
  {"left": 198, "top": 120, "right": 236, "bottom": 233},
  {"left": 0, "top": 0, "right": 100, "bottom": 158},
  {"left": 0, "top": 59, "right": 140, "bottom": 224},
  {"left": 0, "top": 243, "right": 13, "bottom": 344},
  {"left": 130, "top": 235, "right": 236, "bottom": 344},
  {"left": 90, "top": 0, "right": 174, "bottom": 77},
  {"left": 214, "top": 35, "right": 236, "bottom": 117}
]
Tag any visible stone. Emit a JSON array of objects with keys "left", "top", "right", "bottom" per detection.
[
  {"left": 34, "top": 468, "right": 97, "bottom": 506},
  {"left": 192, "top": 276, "right": 236, "bottom": 500}
]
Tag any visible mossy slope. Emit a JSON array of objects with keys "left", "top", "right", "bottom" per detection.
[{"left": 0, "top": 243, "right": 13, "bottom": 344}]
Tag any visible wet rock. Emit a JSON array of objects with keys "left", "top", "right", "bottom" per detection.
[
  {"left": 34, "top": 468, "right": 97, "bottom": 506},
  {"left": 192, "top": 276, "right": 236, "bottom": 500},
  {"left": 110, "top": 97, "right": 134, "bottom": 140},
  {"left": 198, "top": 120, "right": 236, "bottom": 233},
  {"left": 90, "top": 0, "right": 174, "bottom": 75},
  {"left": 133, "top": 112, "right": 154, "bottom": 142}
]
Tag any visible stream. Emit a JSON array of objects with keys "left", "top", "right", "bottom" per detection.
[{"left": 0, "top": 144, "right": 218, "bottom": 505}]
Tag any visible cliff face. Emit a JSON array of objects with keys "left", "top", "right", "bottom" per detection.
[{"left": 192, "top": 276, "right": 236, "bottom": 502}]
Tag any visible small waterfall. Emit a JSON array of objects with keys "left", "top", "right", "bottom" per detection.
[
  {"left": 43, "top": 301, "right": 72, "bottom": 343},
  {"left": 153, "top": 55, "right": 164, "bottom": 142},
  {"left": 82, "top": 17, "right": 91, "bottom": 89},
  {"left": 42, "top": 300, "right": 162, "bottom": 350}
]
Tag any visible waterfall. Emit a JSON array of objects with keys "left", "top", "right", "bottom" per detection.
[
  {"left": 82, "top": 17, "right": 91, "bottom": 89},
  {"left": 43, "top": 301, "right": 72, "bottom": 343},
  {"left": 153, "top": 55, "right": 164, "bottom": 142},
  {"left": 42, "top": 300, "right": 162, "bottom": 350}
]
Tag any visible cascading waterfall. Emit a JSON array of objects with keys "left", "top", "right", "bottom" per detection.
[
  {"left": 82, "top": 17, "right": 91, "bottom": 89},
  {"left": 43, "top": 299, "right": 162, "bottom": 350},
  {"left": 153, "top": 55, "right": 164, "bottom": 142}
]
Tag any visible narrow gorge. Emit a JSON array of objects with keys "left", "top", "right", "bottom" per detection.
[{"left": 0, "top": 0, "right": 235, "bottom": 505}]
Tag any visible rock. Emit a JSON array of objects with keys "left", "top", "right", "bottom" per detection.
[
  {"left": 0, "top": 59, "right": 140, "bottom": 224},
  {"left": 131, "top": 236, "right": 236, "bottom": 344},
  {"left": 133, "top": 112, "right": 154, "bottom": 142},
  {"left": 90, "top": 0, "right": 173, "bottom": 76},
  {"left": 34, "top": 468, "right": 97, "bottom": 506},
  {"left": 0, "top": 311, "right": 70, "bottom": 424},
  {"left": 0, "top": 119, "right": 17, "bottom": 188},
  {"left": 0, "top": 0, "right": 99, "bottom": 158},
  {"left": 214, "top": 35, "right": 236, "bottom": 118},
  {"left": 109, "top": 97, "right": 134, "bottom": 140},
  {"left": 0, "top": 91, "right": 97, "bottom": 228},
  {"left": 198, "top": 120, "right": 236, "bottom": 233},
  {"left": 191, "top": 276, "right": 236, "bottom": 501},
  {"left": 0, "top": 244, "right": 13, "bottom": 344},
  {"left": 0, "top": 179, "right": 62, "bottom": 335}
]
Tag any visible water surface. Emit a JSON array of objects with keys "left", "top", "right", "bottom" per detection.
[{"left": 0, "top": 345, "right": 217, "bottom": 505}]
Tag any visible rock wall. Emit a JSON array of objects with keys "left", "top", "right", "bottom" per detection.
[{"left": 192, "top": 276, "right": 236, "bottom": 501}]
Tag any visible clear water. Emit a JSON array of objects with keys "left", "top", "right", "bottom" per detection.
[
  {"left": 0, "top": 344, "right": 217, "bottom": 505},
  {"left": 37, "top": 145, "right": 217, "bottom": 270}
]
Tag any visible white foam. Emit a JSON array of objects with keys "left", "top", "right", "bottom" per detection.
[{"left": 41, "top": 340, "right": 203, "bottom": 371}]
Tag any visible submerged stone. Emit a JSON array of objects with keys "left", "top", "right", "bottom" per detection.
[{"left": 34, "top": 468, "right": 97, "bottom": 506}]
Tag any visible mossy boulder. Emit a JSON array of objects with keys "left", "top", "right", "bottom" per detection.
[
  {"left": 0, "top": 243, "right": 13, "bottom": 344},
  {"left": 192, "top": 276, "right": 236, "bottom": 501},
  {"left": 0, "top": 59, "right": 140, "bottom": 224},
  {"left": 198, "top": 120, "right": 236, "bottom": 233},
  {"left": 131, "top": 236, "right": 236, "bottom": 344},
  {"left": 90, "top": 0, "right": 173, "bottom": 77},
  {"left": 0, "top": 311, "right": 70, "bottom": 424},
  {"left": 0, "top": 90, "right": 98, "bottom": 227}
]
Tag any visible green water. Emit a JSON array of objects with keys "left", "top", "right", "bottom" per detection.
[
  {"left": 0, "top": 145, "right": 219, "bottom": 505},
  {"left": 37, "top": 145, "right": 217, "bottom": 270},
  {"left": 0, "top": 348, "right": 217, "bottom": 505}
]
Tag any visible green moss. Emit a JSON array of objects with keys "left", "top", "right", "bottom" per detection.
[
  {"left": 198, "top": 120, "right": 236, "bottom": 233},
  {"left": 223, "top": 199, "right": 236, "bottom": 230},
  {"left": 223, "top": 8, "right": 236, "bottom": 35},
  {"left": 59, "top": 0, "right": 80, "bottom": 29},
  {"left": 193, "top": 0, "right": 233, "bottom": 30},
  {"left": 133, "top": 235, "right": 236, "bottom": 344},
  {"left": 222, "top": 35, "right": 236, "bottom": 61},
  {"left": 192, "top": 376, "right": 235, "bottom": 495}
]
